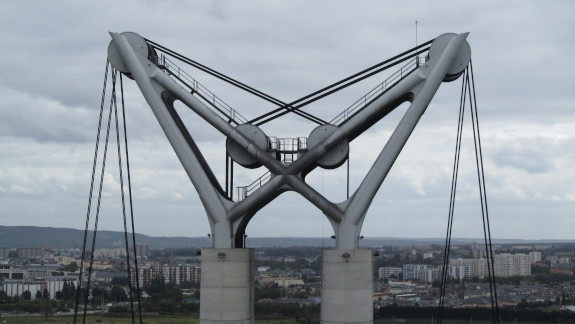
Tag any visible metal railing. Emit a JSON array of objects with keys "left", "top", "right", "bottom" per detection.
[
  {"left": 329, "top": 56, "right": 424, "bottom": 126},
  {"left": 267, "top": 137, "right": 307, "bottom": 152},
  {"left": 153, "top": 55, "right": 248, "bottom": 125},
  {"left": 237, "top": 171, "right": 272, "bottom": 201},
  {"left": 236, "top": 136, "right": 307, "bottom": 201}
]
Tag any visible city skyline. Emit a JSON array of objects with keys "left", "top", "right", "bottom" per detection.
[{"left": 0, "top": 1, "right": 573, "bottom": 240}]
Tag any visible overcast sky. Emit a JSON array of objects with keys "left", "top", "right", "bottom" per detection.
[{"left": 1, "top": 1, "right": 573, "bottom": 242}]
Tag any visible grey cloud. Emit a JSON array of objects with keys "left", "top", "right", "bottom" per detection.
[{"left": 0, "top": 0, "right": 573, "bottom": 239}]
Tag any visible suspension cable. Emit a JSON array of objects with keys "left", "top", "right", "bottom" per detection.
[
  {"left": 153, "top": 43, "right": 326, "bottom": 125},
  {"left": 146, "top": 38, "right": 285, "bottom": 107},
  {"left": 120, "top": 73, "right": 144, "bottom": 323},
  {"left": 113, "top": 72, "right": 136, "bottom": 324},
  {"left": 438, "top": 67, "right": 467, "bottom": 323},
  {"left": 468, "top": 60, "right": 500, "bottom": 323},
  {"left": 148, "top": 37, "right": 431, "bottom": 126},
  {"left": 74, "top": 60, "right": 109, "bottom": 323},
  {"left": 252, "top": 42, "right": 431, "bottom": 126},
  {"left": 438, "top": 63, "right": 499, "bottom": 323},
  {"left": 81, "top": 69, "right": 117, "bottom": 323}
]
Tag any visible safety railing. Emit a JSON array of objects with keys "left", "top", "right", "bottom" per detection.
[
  {"left": 237, "top": 171, "right": 272, "bottom": 201},
  {"left": 236, "top": 136, "right": 307, "bottom": 201},
  {"left": 268, "top": 137, "right": 307, "bottom": 152},
  {"left": 153, "top": 55, "right": 248, "bottom": 125},
  {"left": 329, "top": 56, "right": 423, "bottom": 126}
]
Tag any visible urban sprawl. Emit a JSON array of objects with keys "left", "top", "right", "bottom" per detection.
[{"left": 1, "top": 242, "right": 574, "bottom": 315}]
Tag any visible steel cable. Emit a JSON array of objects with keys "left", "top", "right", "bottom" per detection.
[
  {"left": 81, "top": 69, "right": 117, "bottom": 323},
  {"left": 438, "top": 67, "right": 467, "bottom": 323},
  {"left": 147, "top": 37, "right": 431, "bottom": 126},
  {"left": 468, "top": 60, "right": 500, "bottom": 323},
  {"left": 113, "top": 72, "right": 136, "bottom": 323},
  {"left": 120, "top": 73, "right": 144, "bottom": 323},
  {"left": 74, "top": 60, "right": 109, "bottom": 323},
  {"left": 253, "top": 45, "right": 431, "bottom": 126}
]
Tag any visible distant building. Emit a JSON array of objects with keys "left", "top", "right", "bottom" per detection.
[
  {"left": 0, "top": 267, "right": 26, "bottom": 279},
  {"left": 2, "top": 280, "right": 44, "bottom": 300},
  {"left": 474, "top": 258, "right": 490, "bottom": 278},
  {"left": 0, "top": 248, "right": 11, "bottom": 258},
  {"left": 415, "top": 267, "right": 442, "bottom": 283},
  {"left": 529, "top": 251, "right": 542, "bottom": 264},
  {"left": 93, "top": 248, "right": 126, "bottom": 259},
  {"left": 259, "top": 276, "right": 304, "bottom": 288},
  {"left": 136, "top": 244, "right": 150, "bottom": 257},
  {"left": 423, "top": 252, "right": 434, "bottom": 259},
  {"left": 132, "top": 264, "right": 200, "bottom": 287},
  {"left": 2, "top": 276, "right": 77, "bottom": 300},
  {"left": 379, "top": 267, "right": 402, "bottom": 279},
  {"left": 17, "top": 248, "right": 46, "bottom": 259},
  {"left": 402, "top": 264, "right": 427, "bottom": 281},
  {"left": 449, "top": 258, "right": 473, "bottom": 280},
  {"left": 447, "top": 264, "right": 471, "bottom": 280},
  {"left": 494, "top": 253, "right": 531, "bottom": 277}
]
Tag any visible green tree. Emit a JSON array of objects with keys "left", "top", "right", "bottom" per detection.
[
  {"left": 92, "top": 286, "right": 108, "bottom": 301},
  {"left": 35, "top": 290, "right": 42, "bottom": 300},
  {"left": 22, "top": 290, "right": 31, "bottom": 301},
  {"left": 111, "top": 276, "right": 128, "bottom": 285},
  {"left": 255, "top": 284, "right": 282, "bottom": 300},
  {"left": 110, "top": 285, "right": 127, "bottom": 302},
  {"left": 42, "top": 288, "right": 50, "bottom": 300},
  {"left": 145, "top": 276, "right": 166, "bottom": 299},
  {"left": 55, "top": 290, "right": 63, "bottom": 300},
  {"left": 60, "top": 262, "right": 78, "bottom": 272},
  {"left": 0, "top": 289, "right": 7, "bottom": 303},
  {"left": 39, "top": 300, "right": 54, "bottom": 320},
  {"left": 61, "top": 280, "right": 76, "bottom": 300},
  {"left": 166, "top": 286, "right": 183, "bottom": 302}
]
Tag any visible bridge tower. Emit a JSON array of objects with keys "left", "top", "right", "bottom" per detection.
[{"left": 107, "top": 31, "right": 471, "bottom": 323}]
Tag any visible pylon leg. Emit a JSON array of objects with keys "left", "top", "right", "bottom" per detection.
[
  {"left": 321, "top": 249, "right": 373, "bottom": 323},
  {"left": 200, "top": 248, "right": 254, "bottom": 323}
]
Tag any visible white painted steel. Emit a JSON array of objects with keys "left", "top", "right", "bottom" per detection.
[
  {"left": 108, "top": 31, "right": 470, "bottom": 250},
  {"left": 108, "top": 30, "right": 470, "bottom": 324}
]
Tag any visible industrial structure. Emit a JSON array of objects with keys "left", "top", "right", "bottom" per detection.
[{"left": 107, "top": 31, "right": 471, "bottom": 323}]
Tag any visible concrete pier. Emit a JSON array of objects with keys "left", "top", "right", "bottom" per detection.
[
  {"left": 321, "top": 249, "right": 373, "bottom": 324},
  {"left": 200, "top": 248, "right": 254, "bottom": 323}
]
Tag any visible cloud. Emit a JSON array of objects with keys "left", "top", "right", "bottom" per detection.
[{"left": 0, "top": 0, "right": 573, "bottom": 240}]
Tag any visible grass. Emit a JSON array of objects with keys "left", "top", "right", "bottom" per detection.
[
  {"left": 0, "top": 314, "right": 303, "bottom": 324},
  {"left": 0, "top": 314, "right": 563, "bottom": 324}
]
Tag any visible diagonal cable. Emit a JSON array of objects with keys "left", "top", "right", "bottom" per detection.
[
  {"left": 82, "top": 69, "right": 117, "bottom": 323},
  {"left": 468, "top": 60, "right": 500, "bottom": 323},
  {"left": 438, "top": 68, "right": 467, "bottom": 323},
  {"left": 113, "top": 74, "right": 136, "bottom": 324},
  {"left": 120, "top": 73, "right": 144, "bottom": 323},
  {"left": 75, "top": 60, "right": 109, "bottom": 323},
  {"left": 250, "top": 41, "right": 432, "bottom": 126}
]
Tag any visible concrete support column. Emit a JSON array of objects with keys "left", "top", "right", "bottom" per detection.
[
  {"left": 321, "top": 249, "right": 373, "bottom": 324},
  {"left": 200, "top": 248, "right": 254, "bottom": 324}
]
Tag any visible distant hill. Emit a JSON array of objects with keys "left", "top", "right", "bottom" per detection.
[
  {"left": 0, "top": 226, "right": 572, "bottom": 250},
  {"left": 0, "top": 226, "right": 211, "bottom": 249}
]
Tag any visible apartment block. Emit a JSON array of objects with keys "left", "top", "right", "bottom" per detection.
[
  {"left": 132, "top": 264, "right": 200, "bottom": 287},
  {"left": 378, "top": 267, "right": 402, "bottom": 279},
  {"left": 529, "top": 251, "right": 542, "bottom": 264},
  {"left": 402, "top": 264, "right": 427, "bottom": 281},
  {"left": 494, "top": 253, "right": 531, "bottom": 277}
]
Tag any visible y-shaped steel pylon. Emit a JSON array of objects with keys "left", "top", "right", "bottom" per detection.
[{"left": 108, "top": 32, "right": 470, "bottom": 249}]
